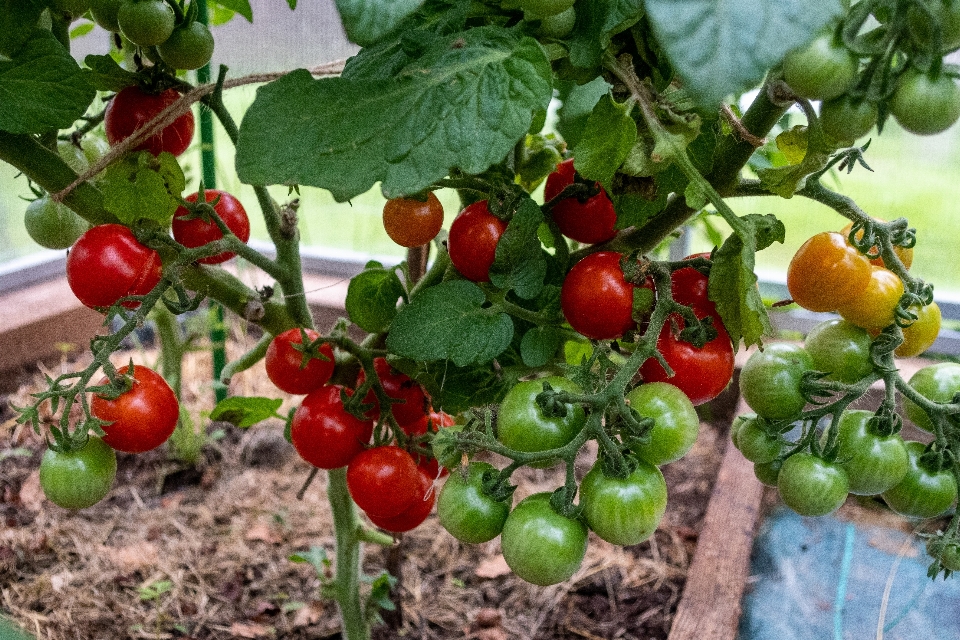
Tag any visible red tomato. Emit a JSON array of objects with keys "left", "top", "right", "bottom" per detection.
[
  {"left": 447, "top": 200, "right": 507, "bottom": 282},
  {"left": 91, "top": 364, "right": 179, "bottom": 453},
  {"left": 172, "top": 190, "right": 251, "bottom": 264},
  {"left": 543, "top": 159, "right": 617, "bottom": 244},
  {"left": 265, "top": 328, "right": 335, "bottom": 395},
  {"left": 365, "top": 468, "right": 435, "bottom": 533},
  {"left": 290, "top": 385, "right": 373, "bottom": 469},
  {"left": 561, "top": 251, "right": 649, "bottom": 340},
  {"left": 104, "top": 86, "right": 195, "bottom": 157},
  {"left": 408, "top": 410, "right": 456, "bottom": 479},
  {"left": 66, "top": 224, "right": 163, "bottom": 310},
  {"left": 382, "top": 192, "right": 444, "bottom": 248},
  {"left": 358, "top": 357, "right": 430, "bottom": 427},
  {"left": 671, "top": 252, "right": 716, "bottom": 318},
  {"left": 347, "top": 445, "right": 421, "bottom": 518},
  {"left": 638, "top": 314, "right": 735, "bottom": 406}
]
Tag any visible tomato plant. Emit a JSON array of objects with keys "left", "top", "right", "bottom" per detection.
[
  {"left": 91, "top": 365, "right": 180, "bottom": 453},
  {"left": 105, "top": 86, "right": 195, "bottom": 157},
  {"left": 561, "top": 251, "right": 644, "bottom": 340},
  {"left": 39, "top": 437, "right": 117, "bottom": 510},
  {"left": 579, "top": 459, "right": 667, "bottom": 545},
  {"left": 739, "top": 343, "right": 814, "bottom": 420},
  {"left": 437, "top": 461, "right": 511, "bottom": 543},
  {"left": 777, "top": 453, "right": 850, "bottom": 517},
  {"left": 624, "top": 382, "right": 699, "bottom": 465},
  {"left": 500, "top": 492, "right": 588, "bottom": 586},
  {"left": 66, "top": 224, "right": 163, "bottom": 310},
  {"left": 291, "top": 385, "right": 373, "bottom": 469},
  {"left": 382, "top": 192, "right": 444, "bottom": 248},
  {"left": 265, "top": 328, "right": 335, "bottom": 395},
  {"left": 172, "top": 189, "right": 251, "bottom": 264},
  {"left": 447, "top": 200, "right": 506, "bottom": 282},
  {"left": 543, "top": 158, "right": 617, "bottom": 244}
]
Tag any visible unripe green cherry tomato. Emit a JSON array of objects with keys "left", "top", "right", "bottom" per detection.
[
  {"left": 730, "top": 413, "right": 757, "bottom": 450},
  {"left": 787, "top": 232, "right": 872, "bottom": 312},
  {"left": 40, "top": 437, "right": 117, "bottom": 509},
  {"left": 782, "top": 33, "right": 859, "bottom": 101},
  {"left": 836, "top": 265, "right": 904, "bottom": 331},
  {"left": 24, "top": 196, "right": 91, "bottom": 250},
  {"left": 882, "top": 441, "right": 957, "bottom": 518},
  {"left": 437, "top": 462, "right": 511, "bottom": 543},
  {"left": 538, "top": 6, "right": 575, "bottom": 38},
  {"left": 908, "top": 0, "right": 960, "bottom": 52},
  {"left": 579, "top": 459, "right": 667, "bottom": 546},
  {"left": 897, "top": 302, "right": 941, "bottom": 357},
  {"left": 890, "top": 69, "right": 960, "bottom": 135},
  {"left": 157, "top": 21, "right": 216, "bottom": 70},
  {"left": 736, "top": 420, "right": 782, "bottom": 464},
  {"left": 904, "top": 362, "right": 960, "bottom": 432},
  {"left": 804, "top": 319, "right": 873, "bottom": 384},
  {"left": 754, "top": 458, "right": 783, "bottom": 487},
  {"left": 118, "top": 0, "right": 176, "bottom": 47},
  {"left": 500, "top": 492, "right": 588, "bottom": 586},
  {"left": 777, "top": 453, "right": 849, "bottom": 517},
  {"left": 819, "top": 96, "right": 877, "bottom": 144},
  {"left": 497, "top": 376, "right": 586, "bottom": 459},
  {"left": 51, "top": 0, "right": 91, "bottom": 19},
  {"left": 625, "top": 382, "right": 699, "bottom": 466},
  {"left": 739, "top": 343, "right": 814, "bottom": 420},
  {"left": 90, "top": 0, "right": 123, "bottom": 31},
  {"left": 831, "top": 410, "right": 909, "bottom": 495}
]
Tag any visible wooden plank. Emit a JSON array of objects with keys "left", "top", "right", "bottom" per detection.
[{"left": 667, "top": 399, "right": 764, "bottom": 640}]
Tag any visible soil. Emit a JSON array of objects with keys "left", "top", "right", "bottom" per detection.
[{"left": 0, "top": 340, "right": 731, "bottom": 640}]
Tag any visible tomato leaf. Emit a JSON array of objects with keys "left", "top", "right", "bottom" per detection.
[
  {"left": 100, "top": 151, "right": 186, "bottom": 226},
  {"left": 520, "top": 326, "right": 562, "bottom": 367},
  {"left": 572, "top": 93, "right": 637, "bottom": 190},
  {"left": 568, "top": 0, "right": 644, "bottom": 70},
  {"left": 236, "top": 27, "right": 552, "bottom": 201},
  {"left": 386, "top": 281, "right": 513, "bottom": 366},
  {"left": 394, "top": 358, "right": 509, "bottom": 414},
  {"left": 709, "top": 214, "right": 785, "bottom": 349},
  {"left": 556, "top": 77, "right": 610, "bottom": 148},
  {"left": 345, "top": 262, "right": 405, "bottom": 333},
  {"left": 490, "top": 198, "right": 546, "bottom": 300},
  {"left": 644, "top": 0, "right": 843, "bottom": 107},
  {"left": 83, "top": 54, "right": 138, "bottom": 92},
  {"left": 0, "top": 0, "right": 44, "bottom": 59},
  {"left": 0, "top": 29, "right": 95, "bottom": 134},
  {"left": 210, "top": 396, "right": 284, "bottom": 429},
  {"left": 335, "top": 0, "right": 425, "bottom": 46},
  {"left": 757, "top": 126, "right": 833, "bottom": 198},
  {"left": 208, "top": 0, "right": 253, "bottom": 22}
]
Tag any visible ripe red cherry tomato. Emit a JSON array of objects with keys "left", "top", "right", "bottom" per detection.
[
  {"left": 382, "top": 192, "right": 444, "bottom": 248},
  {"left": 543, "top": 159, "right": 617, "bottom": 244},
  {"left": 561, "top": 251, "right": 648, "bottom": 340},
  {"left": 66, "top": 224, "right": 163, "bottom": 310},
  {"left": 172, "top": 190, "right": 251, "bottom": 264},
  {"left": 91, "top": 365, "right": 179, "bottom": 453},
  {"left": 265, "top": 328, "right": 335, "bottom": 395},
  {"left": 408, "top": 410, "right": 456, "bottom": 479},
  {"left": 347, "top": 445, "right": 422, "bottom": 518},
  {"left": 671, "top": 252, "right": 716, "bottom": 318},
  {"left": 290, "top": 385, "right": 373, "bottom": 469},
  {"left": 358, "top": 357, "right": 430, "bottom": 427},
  {"left": 638, "top": 315, "right": 735, "bottom": 406},
  {"left": 447, "top": 200, "right": 507, "bottom": 282},
  {"left": 105, "top": 86, "right": 195, "bottom": 157},
  {"left": 366, "top": 468, "right": 435, "bottom": 533}
]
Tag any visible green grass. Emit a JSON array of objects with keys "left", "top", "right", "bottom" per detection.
[{"left": 3, "top": 91, "right": 960, "bottom": 296}]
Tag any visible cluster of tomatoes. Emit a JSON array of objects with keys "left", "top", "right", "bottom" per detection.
[
  {"left": 787, "top": 222, "right": 940, "bottom": 358},
  {"left": 781, "top": 6, "right": 960, "bottom": 141},
  {"left": 39, "top": 364, "right": 180, "bottom": 509},
  {"left": 737, "top": 326, "right": 959, "bottom": 519}
]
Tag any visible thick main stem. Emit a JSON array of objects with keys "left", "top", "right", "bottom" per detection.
[{"left": 328, "top": 467, "right": 369, "bottom": 640}]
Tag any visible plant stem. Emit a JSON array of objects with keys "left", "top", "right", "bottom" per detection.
[{"left": 327, "top": 467, "right": 369, "bottom": 640}]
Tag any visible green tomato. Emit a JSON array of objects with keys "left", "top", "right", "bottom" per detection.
[
  {"left": 830, "top": 410, "right": 908, "bottom": 495},
  {"left": 90, "top": 0, "right": 123, "bottom": 31},
  {"left": 777, "top": 453, "right": 849, "bottom": 516},
  {"left": 882, "top": 441, "right": 957, "bottom": 518},
  {"left": 819, "top": 96, "right": 878, "bottom": 145},
  {"left": 754, "top": 458, "right": 783, "bottom": 487},
  {"left": 158, "top": 21, "right": 215, "bottom": 70},
  {"left": 904, "top": 362, "right": 960, "bottom": 432},
  {"left": 739, "top": 343, "right": 814, "bottom": 420},
  {"left": 730, "top": 413, "right": 757, "bottom": 450},
  {"left": 537, "top": 6, "right": 575, "bottom": 38},
  {"left": 890, "top": 69, "right": 960, "bottom": 135},
  {"left": 39, "top": 437, "right": 117, "bottom": 509},
  {"left": 497, "top": 376, "right": 586, "bottom": 460},
  {"left": 24, "top": 196, "right": 91, "bottom": 250},
  {"left": 579, "top": 459, "right": 667, "bottom": 546},
  {"left": 625, "top": 382, "right": 699, "bottom": 466},
  {"left": 519, "top": 0, "right": 575, "bottom": 19},
  {"left": 804, "top": 319, "right": 873, "bottom": 384},
  {"left": 908, "top": 0, "right": 960, "bottom": 52},
  {"left": 437, "top": 462, "right": 511, "bottom": 544},
  {"left": 118, "top": 0, "right": 176, "bottom": 47},
  {"left": 51, "top": 0, "right": 91, "bottom": 19},
  {"left": 782, "top": 32, "right": 859, "bottom": 101},
  {"left": 500, "top": 492, "right": 588, "bottom": 585},
  {"left": 737, "top": 419, "right": 782, "bottom": 464}
]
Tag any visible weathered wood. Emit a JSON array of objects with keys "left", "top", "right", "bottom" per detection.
[{"left": 667, "top": 399, "right": 764, "bottom": 640}]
